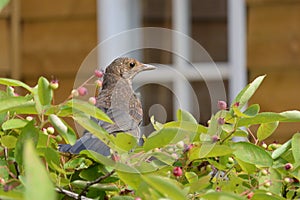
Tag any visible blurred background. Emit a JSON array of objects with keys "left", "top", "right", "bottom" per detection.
[{"left": 0, "top": 0, "right": 299, "bottom": 142}]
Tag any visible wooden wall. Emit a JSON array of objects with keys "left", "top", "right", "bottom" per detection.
[
  {"left": 247, "top": 0, "right": 300, "bottom": 142},
  {"left": 0, "top": 0, "right": 98, "bottom": 103}
]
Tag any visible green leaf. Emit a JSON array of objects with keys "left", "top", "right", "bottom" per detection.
[
  {"left": 0, "top": 96, "right": 35, "bottom": 114},
  {"left": 15, "top": 121, "right": 39, "bottom": 165},
  {"left": 272, "top": 139, "right": 291, "bottom": 159},
  {"left": 141, "top": 175, "right": 187, "bottom": 200},
  {"left": 2, "top": 119, "right": 28, "bottom": 130},
  {"left": 48, "top": 114, "right": 76, "bottom": 145},
  {"left": 189, "top": 144, "right": 233, "bottom": 161},
  {"left": 231, "top": 75, "right": 265, "bottom": 109},
  {"left": 292, "top": 133, "right": 300, "bottom": 162},
  {"left": 37, "top": 147, "right": 61, "bottom": 171},
  {"left": 150, "top": 116, "right": 163, "bottom": 131},
  {"left": 185, "top": 172, "right": 198, "bottom": 183},
  {"left": 111, "top": 196, "right": 134, "bottom": 200},
  {"left": 257, "top": 121, "right": 279, "bottom": 141},
  {"left": 117, "top": 171, "right": 143, "bottom": 190},
  {"left": 24, "top": 140, "right": 56, "bottom": 200},
  {"left": 67, "top": 99, "right": 113, "bottom": 123},
  {"left": 1, "top": 135, "right": 17, "bottom": 149},
  {"left": 244, "top": 104, "right": 260, "bottom": 117},
  {"left": 64, "top": 157, "right": 92, "bottom": 171},
  {"left": 0, "top": 78, "right": 32, "bottom": 92},
  {"left": 232, "top": 142, "right": 273, "bottom": 167},
  {"left": 235, "top": 158, "right": 257, "bottom": 174},
  {"left": 177, "top": 109, "right": 197, "bottom": 124},
  {"left": 37, "top": 77, "right": 53, "bottom": 106},
  {"left": 188, "top": 175, "right": 211, "bottom": 193},
  {"left": 73, "top": 114, "right": 112, "bottom": 148},
  {"left": 252, "top": 193, "right": 285, "bottom": 200},
  {"left": 110, "top": 132, "right": 137, "bottom": 152},
  {"left": 201, "top": 191, "right": 243, "bottom": 200},
  {"left": 238, "top": 110, "right": 300, "bottom": 127},
  {"left": 0, "top": 190, "right": 23, "bottom": 200},
  {"left": 143, "top": 128, "right": 188, "bottom": 151}
]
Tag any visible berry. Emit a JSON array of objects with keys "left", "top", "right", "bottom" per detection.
[
  {"left": 233, "top": 102, "right": 240, "bottom": 107},
  {"left": 94, "top": 70, "right": 104, "bottom": 78},
  {"left": 183, "top": 144, "right": 193, "bottom": 153},
  {"left": 176, "top": 141, "right": 185, "bottom": 149},
  {"left": 71, "top": 89, "right": 79, "bottom": 97},
  {"left": 247, "top": 192, "right": 254, "bottom": 199},
  {"left": 262, "top": 142, "right": 267, "bottom": 149},
  {"left": 111, "top": 154, "right": 120, "bottom": 162},
  {"left": 171, "top": 153, "right": 178, "bottom": 160},
  {"left": 50, "top": 80, "right": 59, "bottom": 90},
  {"left": 228, "top": 157, "right": 234, "bottom": 164},
  {"left": 78, "top": 87, "right": 88, "bottom": 96},
  {"left": 261, "top": 169, "right": 268, "bottom": 176},
  {"left": 95, "top": 80, "right": 103, "bottom": 87},
  {"left": 264, "top": 180, "right": 271, "bottom": 187},
  {"left": 284, "top": 163, "right": 293, "bottom": 170},
  {"left": 47, "top": 126, "right": 55, "bottom": 134},
  {"left": 173, "top": 167, "right": 182, "bottom": 177},
  {"left": 88, "top": 97, "right": 96, "bottom": 105},
  {"left": 217, "top": 117, "right": 225, "bottom": 125},
  {"left": 212, "top": 135, "right": 220, "bottom": 143},
  {"left": 217, "top": 100, "right": 227, "bottom": 110},
  {"left": 55, "top": 135, "right": 62, "bottom": 142},
  {"left": 135, "top": 198, "right": 142, "bottom": 200},
  {"left": 26, "top": 116, "right": 33, "bottom": 121},
  {"left": 284, "top": 177, "right": 292, "bottom": 184}
]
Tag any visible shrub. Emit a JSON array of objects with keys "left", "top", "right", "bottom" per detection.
[{"left": 0, "top": 75, "right": 300, "bottom": 199}]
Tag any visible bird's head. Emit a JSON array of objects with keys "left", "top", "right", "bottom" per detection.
[{"left": 105, "top": 57, "right": 156, "bottom": 80}]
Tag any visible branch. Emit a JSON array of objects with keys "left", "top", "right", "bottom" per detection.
[
  {"left": 55, "top": 187, "right": 93, "bottom": 200},
  {"left": 78, "top": 169, "right": 116, "bottom": 198}
]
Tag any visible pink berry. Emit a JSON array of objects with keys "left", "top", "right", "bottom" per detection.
[
  {"left": 78, "top": 87, "right": 88, "bottom": 96},
  {"left": 212, "top": 135, "right": 220, "bottom": 143},
  {"left": 88, "top": 97, "right": 96, "bottom": 105},
  {"left": 284, "top": 163, "right": 293, "bottom": 170},
  {"left": 183, "top": 144, "right": 193, "bottom": 153},
  {"left": 217, "top": 100, "right": 227, "bottom": 110},
  {"left": 95, "top": 80, "right": 103, "bottom": 87},
  {"left": 217, "top": 117, "right": 225, "bottom": 125},
  {"left": 173, "top": 167, "right": 183, "bottom": 177},
  {"left": 135, "top": 198, "right": 142, "bottom": 200},
  {"left": 94, "top": 70, "right": 104, "bottom": 78}
]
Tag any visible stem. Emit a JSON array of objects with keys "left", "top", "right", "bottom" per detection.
[{"left": 78, "top": 170, "right": 115, "bottom": 198}]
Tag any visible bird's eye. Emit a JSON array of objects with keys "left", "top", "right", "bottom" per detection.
[{"left": 129, "top": 62, "right": 135, "bottom": 68}]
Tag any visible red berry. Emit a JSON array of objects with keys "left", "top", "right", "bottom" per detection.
[
  {"left": 234, "top": 102, "right": 240, "bottom": 107},
  {"left": 173, "top": 167, "right": 183, "bottom": 177},
  {"left": 78, "top": 87, "right": 88, "bottom": 96},
  {"left": 217, "top": 100, "right": 227, "bottom": 110},
  {"left": 247, "top": 192, "right": 254, "bottom": 199},
  {"left": 284, "top": 163, "right": 293, "bottom": 170},
  {"left": 94, "top": 70, "right": 104, "bottom": 78}
]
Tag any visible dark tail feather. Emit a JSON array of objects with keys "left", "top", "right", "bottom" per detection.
[{"left": 58, "top": 132, "right": 111, "bottom": 156}]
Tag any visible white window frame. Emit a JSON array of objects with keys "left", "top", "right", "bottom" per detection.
[{"left": 97, "top": 0, "right": 247, "bottom": 119}]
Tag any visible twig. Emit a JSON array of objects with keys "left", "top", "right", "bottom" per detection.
[
  {"left": 78, "top": 169, "right": 116, "bottom": 198},
  {"left": 55, "top": 187, "right": 93, "bottom": 200}
]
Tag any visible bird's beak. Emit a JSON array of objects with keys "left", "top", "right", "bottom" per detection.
[{"left": 141, "top": 64, "right": 156, "bottom": 71}]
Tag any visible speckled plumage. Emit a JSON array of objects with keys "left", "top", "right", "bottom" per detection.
[{"left": 59, "top": 57, "right": 156, "bottom": 155}]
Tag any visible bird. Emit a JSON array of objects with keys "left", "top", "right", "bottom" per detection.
[{"left": 59, "top": 57, "right": 156, "bottom": 156}]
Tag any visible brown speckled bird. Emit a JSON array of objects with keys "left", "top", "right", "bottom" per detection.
[{"left": 59, "top": 57, "right": 156, "bottom": 155}]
